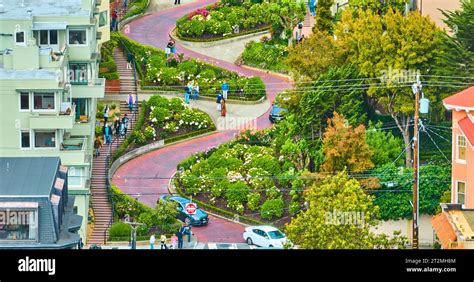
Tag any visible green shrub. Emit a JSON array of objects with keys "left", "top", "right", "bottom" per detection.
[
  {"left": 97, "top": 103, "right": 105, "bottom": 112},
  {"left": 95, "top": 126, "right": 102, "bottom": 137},
  {"left": 247, "top": 192, "right": 261, "bottom": 211},
  {"left": 110, "top": 103, "right": 117, "bottom": 110},
  {"left": 260, "top": 198, "right": 284, "bottom": 220},
  {"left": 243, "top": 76, "right": 266, "bottom": 99},
  {"left": 226, "top": 181, "right": 250, "bottom": 210},
  {"left": 150, "top": 107, "right": 171, "bottom": 125},
  {"left": 96, "top": 111, "right": 104, "bottom": 119},
  {"left": 265, "top": 186, "right": 281, "bottom": 200},
  {"left": 131, "top": 130, "right": 146, "bottom": 145},
  {"left": 288, "top": 201, "right": 300, "bottom": 216},
  {"left": 109, "top": 222, "right": 131, "bottom": 239},
  {"left": 144, "top": 125, "right": 156, "bottom": 141},
  {"left": 147, "top": 95, "right": 169, "bottom": 108}
]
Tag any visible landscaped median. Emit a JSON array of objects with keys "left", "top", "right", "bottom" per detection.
[
  {"left": 173, "top": 129, "right": 306, "bottom": 228},
  {"left": 113, "top": 33, "right": 267, "bottom": 102}
]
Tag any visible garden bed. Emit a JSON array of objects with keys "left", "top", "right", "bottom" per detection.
[
  {"left": 174, "top": 129, "right": 305, "bottom": 227},
  {"left": 113, "top": 33, "right": 266, "bottom": 101},
  {"left": 176, "top": 1, "right": 273, "bottom": 41},
  {"left": 240, "top": 36, "right": 289, "bottom": 73}
]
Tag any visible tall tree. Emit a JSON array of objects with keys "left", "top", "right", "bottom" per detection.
[
  {"left": 315, "top": 0, "right": 334, "bottom": 32},
  {"left": 269, "top": 0, "right": 307, "bottom": 47},
  {"left": 285, "top": 29, "right": 345, "bottom": 80},
  {"left": 285, "top": 172, "right": 407, "bottom": 249},
  {"left": 365, "top": 121, "right": 404, "bottom": 167},
  {"left": 333, "top": 9, "right": 441, "bottom": 167},
  {"left": 433, "top": 0, "right": 474, "bottom": 79},
  {"left": 320, "top": 112, "right": 374, "bottom": 174},
  {"left": 349, "top": 0, "right": 408, "bottom": 14},
  {"left": 296, "top": 65, "right": 368, "bottom": 138}
]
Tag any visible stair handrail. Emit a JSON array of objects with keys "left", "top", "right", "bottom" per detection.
[{"left": 102, "top": 42, "right": 140, "bottom": 244}]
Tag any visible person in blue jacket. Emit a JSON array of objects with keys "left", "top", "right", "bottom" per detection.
[{"left": 221, "top": 80, "right": 229, "bottom": 100}]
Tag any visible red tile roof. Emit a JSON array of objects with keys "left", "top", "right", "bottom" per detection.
[
  {"left": 443, "top": 86, "right": 474, "bottom": 110},
  {"left": 459, "top": 116, "right": 474, "bottom": 147},
  {"left": 431, "top": 213, "right": 457, "bottom": 249}
]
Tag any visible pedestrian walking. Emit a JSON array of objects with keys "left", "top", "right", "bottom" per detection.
[
  {"left": 309, "top": 0, "right": 316, "bottom": 16},
  {"left": 221, "top": 98, "right": 227, "bottom": 117},
  {"left": 160, "top": 234, "right": 167, "bottom": 250},
  {"left": 167, "top": 38, "right": 176, "bottom": 54},
  {"left": 193, "top": 81, "right": 199, "bottom": 100},
  {"left": 114, "top": 118, "right": 120, "bottom": 135},
  {"left": 103, "top": 124, "right": 112, "bottom": 145},
  {"left": 184, "top": 84, "right": 191, "bottom": 104},
  {"left": 174, "top": 0, "right": 180, "bottom": 5},
  {"left": 122, "top": 114, "right": 129, "bottom": 135},
  {"left": 150, "top": 234, "right": 156, "bottom": 250},
  {"left": 122, "top": 0, "right": 128, "bottom": 10},
  {"left": 119, "top": 120, "right": 125, "bottom": 137},
  {"left": 126, "top": 52, "right": 133, "bottom": 70},
  {"left": 127, "top": 93, "right": 134, "bottom": 112},
  {"left": 103, "top": 104, "right": 109, "bottom": 124},
  {"left": 221, "top": 80, "right": 229, "bottom": 100},
  {"left": 94, "top": 136, "right": 103, "bottom": 157},
  {"left": 111, "top": 9, "right": 118, "bottom": 31},
  {"left": 171, "top": 234, "right": 178, "bottom": 249},
  {"left": 176, "top": 230, "right": 184, "bottom": 249},
  {"left": 216, "top": 92, "right": 223, "bottom": 112}
]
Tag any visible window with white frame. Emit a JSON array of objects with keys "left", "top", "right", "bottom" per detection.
[
  {"left": 68, "top": 167, "right": 83, "bottom": 187},
  {"left": 37, "top": 30, "right": 58, "bottom": 46},
  {"left": 20, "top": 92, "right": 30, "bottom": 111},
  {"left": 68, "top": 29, "right": 87, "bottom": 45},
  {"left": 33, "top": 92, "right": 55, "bottom": 110},
  {"left": 20, "top": 130, "right": 31, "bottom": 149},
  {"left": 457, "top": 181, "right": 466, "bottom": 205},
  {"left": 15, "top": 31, "right": 25, "bottom": 45},
  {"left": 457, "top": 135, "right": 467, "bottom": 162},
  {"left": 34, "top": 130, "right": 56, "bottom": 148}
]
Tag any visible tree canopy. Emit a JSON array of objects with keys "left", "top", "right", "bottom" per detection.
[{"left": 285, "top": 172, "right": 407, "bottom": 249}]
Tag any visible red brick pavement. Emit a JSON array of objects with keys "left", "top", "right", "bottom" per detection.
[{"left": 113, "top": 0, "right": 291, "bottom": 243}]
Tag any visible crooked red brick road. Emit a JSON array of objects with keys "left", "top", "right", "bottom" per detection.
[{"left": 113, "top": 0, "right": 291, "bottom": 243}]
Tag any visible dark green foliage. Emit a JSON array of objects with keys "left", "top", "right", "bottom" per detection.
[{"left": 260, "top": 198, "right": 285, "bottom": 220}]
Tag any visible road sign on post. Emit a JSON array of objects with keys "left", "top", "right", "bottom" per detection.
[{"left": 185, "top": 203, "right": 197, "bottom": 215}]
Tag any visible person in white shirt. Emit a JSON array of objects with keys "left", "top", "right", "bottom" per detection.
[{"left": 150, "top": 234, "right": 156, "bottom": 250}]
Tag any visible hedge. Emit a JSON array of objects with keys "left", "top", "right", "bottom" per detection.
[
  {"left": 177, "top": 26, "right": 270, "bottom": 43},
  {"left": 173, "top": 179, "right": 265, "bottom": 226},
  {"left": 164, "top": 126, "right": 216, "bottom": 145}
]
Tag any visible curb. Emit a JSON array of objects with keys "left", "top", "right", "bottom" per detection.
[
  {"left": 171, "top": 27, "right": 270, "bottom": 47},
  {"left": 240, "top": 65, "right": 294, "bottom": 82}
]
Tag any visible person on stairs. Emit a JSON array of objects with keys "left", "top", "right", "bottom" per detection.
[
  {"left": 94, "top": 136, "right": 103, "bottom": 157},
  {"left": 126, "top": 52, "right": 133, "bottom": 70},
  {"left": 122, "top": 114, "right": 129, "bottom": 135},
  {"left": 127, "top": 93, "right": 134, "bottom": 112}
]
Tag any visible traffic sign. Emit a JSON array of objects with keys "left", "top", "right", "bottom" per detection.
[{"left": 185, "top": 203, "right": 197, "bottom": 215}]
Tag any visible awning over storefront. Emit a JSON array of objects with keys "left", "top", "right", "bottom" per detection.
[
  {"left": 32, "top": 22, "right": 67, "bottom": 30},
  {"left": 432, "top": 213, "right": 457, "bottom": 249}
]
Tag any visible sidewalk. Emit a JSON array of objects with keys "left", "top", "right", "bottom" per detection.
[{"left": 92, "top": 234, "right": 198, "bottom": 249}]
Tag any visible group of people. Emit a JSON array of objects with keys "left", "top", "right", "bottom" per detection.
[
  {"left": 184, "top": 81, "right": 199, "bottom": 103},
  {"left": 149, "top": 223, "right": 192, "bottom": 250},
  {"left": 93, "top": 93, "right": 135, "bottom": 157},
  {"left": 166, "top": 38, "right": 177, "bottom": 55},
  {"left": 110, "top": 0, "right": 129, "bottom": 31}
]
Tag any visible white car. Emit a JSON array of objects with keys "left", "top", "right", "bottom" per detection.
[{"left": 243, "top": 226, "right": 289, "bottom": 248}]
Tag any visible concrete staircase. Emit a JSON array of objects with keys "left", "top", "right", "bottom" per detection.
[{"left": 88, "top": 47, "right": 140, "bottom": 246}]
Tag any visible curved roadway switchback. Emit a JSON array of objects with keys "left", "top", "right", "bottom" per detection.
[{"left": 113, "top": 0, "right": 291, "bottom": 243}]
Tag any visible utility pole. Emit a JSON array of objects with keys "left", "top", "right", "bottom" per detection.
[{"left": 411, "top": 76, "right": 421, "bottom": 250}]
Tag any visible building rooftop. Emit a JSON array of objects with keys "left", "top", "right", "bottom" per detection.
[
  {"left": 443, "top": 86, "right": 474, "bottom": 110},
  {"left": 459, "top": 116, "right": 474, "bottom": 147},
  {"left": 0, "top": 0, "right": 90, "bottom": 20},
  {"left": 0, "top": 68, "right": 60, "bottom": 80},
  {"left": 0, "top": 157, "right": 60, "bottom": 196}
]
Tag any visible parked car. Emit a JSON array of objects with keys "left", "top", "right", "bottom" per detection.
[
  {"left": 269, "top": 104, "right": 286, "bottom": 123},
  {"left": 159, "top": 195, "right": 209, "bottom": 226},
  {"left": 243, "top": 226, "right": 290, "bottom": 248}
]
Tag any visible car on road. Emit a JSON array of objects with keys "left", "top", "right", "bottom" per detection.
[
  {"left": 159, "top": 195, "right": 209, "bottom": 226},
  {"left": 243, "top": 226, "right": 289, "bottom": 248},
  {"left": 269, "top": 104, "right": 287, "bottom": 123}
]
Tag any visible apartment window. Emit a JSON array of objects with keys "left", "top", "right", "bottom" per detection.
[
  {"left": 20, "top": 131, "right": 31, "bottom": 149},
  {"left": 68, "top": 167, "right": 83, "bottom": 187},
  {"left": 69, "top": 63, "right": 88, "bottom": 84},
  {"left": 68, "top": 29, "right": 87, "bottom": 45},
  {"left": 457, "top": 135, "right": 467, "bottom": 162},
  {"left": 72, "top": 98, "right": 89, "bottom": 121},
  {"left": 34, "top": 131, "right": 56, "bottom": 148},
  {"left": 0, "top": 210, "right": 37, "bottom": 241},
  {"left": 20, "top": 92, "right": 30, "bottom": 111},
  {"left": 457, "top": 181, "right": 466, "bottom": 205},
  {"left": 33, "top": 92, "right": 55, "bottom": 110},
  {"left": 38, "top": 30, "right": 58, "bottom": 46},
  {"left": 99, "top": 11, "right": 108, "bottom": 27},
  {"left": 15, "top": 31, "right": 25, "bottom": 45}
]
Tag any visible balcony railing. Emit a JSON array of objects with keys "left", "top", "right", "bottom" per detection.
[{"left": 29, "top": 104, "right": 76, "bottom": 129}]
